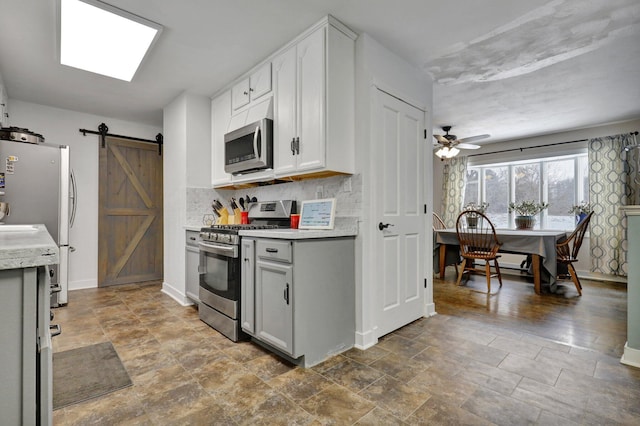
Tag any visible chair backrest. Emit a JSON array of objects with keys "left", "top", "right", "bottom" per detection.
[
  {"left": 455, "top": 210, "right": 501, "bottom": 259},
  {"left": 433, "top": 212, "right": 446, "bottom": 230},
  {"left": 558, "top": 211, "right": 594, "bottom": 260}
]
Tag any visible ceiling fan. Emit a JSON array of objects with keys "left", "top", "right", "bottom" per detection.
[{"left": 433, "top": 126, "right": 489, "bottom": 159}]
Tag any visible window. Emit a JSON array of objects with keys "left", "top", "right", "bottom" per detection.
[{"left": 464, "top": 154, "right": 588, "bottom": 230}]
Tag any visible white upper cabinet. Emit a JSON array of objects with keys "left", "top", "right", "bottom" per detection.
[
  {"left": 211, "top": 16, "right": 356, "bottom": 188},
  {"left": 274, "top": 20, "right": 355, "bottom": 178},
  {"left": 231, "top": 62, "right": 272, "bottom": 112},
  {"left": 211, "top": 90, "right": 232, "bottom": 186}
]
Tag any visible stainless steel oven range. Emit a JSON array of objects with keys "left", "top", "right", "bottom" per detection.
[{"left": 198, "top": 200, "right": 296, "bottom": 341}]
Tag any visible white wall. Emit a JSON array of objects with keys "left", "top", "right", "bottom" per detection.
[
  {"left": 355, "top": 33, "right": 433, "bottom": 348},
  {"left": 162, "top": 92, "right": 211, "bottom": 305},
  {"left": 8, "top": 99, "right": 161, "bottom": 290}
]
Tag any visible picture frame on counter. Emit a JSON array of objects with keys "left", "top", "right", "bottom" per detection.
[{"left": 299, "top": 198, "right": 336, "bottom": 230}]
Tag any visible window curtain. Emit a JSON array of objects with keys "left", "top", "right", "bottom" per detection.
[
  {"left": 588, "top": 133, "right": 638, "bottom": 276},
  {"left": 441, "top": 156, "right": 468, "bottom": 228}
]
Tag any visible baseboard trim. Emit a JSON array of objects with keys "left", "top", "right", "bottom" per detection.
[
  {"left": 161, "top": 282, "right": 193, "bottom": 306},
  {"left": 424, "top": 302, "right": 437, "bottom": 317},
  {"left": 621, "top": 342, "right": 640, "bottom": 368},
  {"left": 354, "top": 328, "right": 378, "bottom": 350},
  {"left": 69, "top": 279, "right": 97, "bottom": 290}
]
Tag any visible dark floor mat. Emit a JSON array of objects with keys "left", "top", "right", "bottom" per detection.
[{"left": 53, "top": 342, "right": 132, "bottom": 410}]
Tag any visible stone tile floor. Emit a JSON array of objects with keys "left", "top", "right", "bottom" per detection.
[{"left": 52, "top": 279, "right": 640, "bottom": 425}]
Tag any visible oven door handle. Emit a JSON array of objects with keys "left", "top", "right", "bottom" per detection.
[{"left": 199, "top": 242, "right": 238, "bottom": 258}]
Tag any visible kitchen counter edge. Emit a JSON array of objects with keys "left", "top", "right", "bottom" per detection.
[
  {"left": 0, "top": 224, "right": 60, "bottom": 270},
  {"left": 239, "top": 218, "right": 358, "bottom": 240}
]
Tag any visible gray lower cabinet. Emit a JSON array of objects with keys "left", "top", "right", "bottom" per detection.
[
  {"left": 256, "top": 255, "right": 294, "bottom": 354},
  {"left": 0, "top": 266, "right": 51, "bottom": 426},
  {"left": 185, "top": 230, "right": 200, "bottom": 303},
  {"left": 241, "top": 237, "right": 355, "bottom": 367}
]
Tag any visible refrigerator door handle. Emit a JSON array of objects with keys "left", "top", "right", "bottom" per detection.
[{"left": 70, "top": 169, "right": 78, "bottom": 228}]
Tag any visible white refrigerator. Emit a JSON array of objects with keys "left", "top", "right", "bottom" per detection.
[{"left": 0, "top": 138, "right": 76, "bottom": 306}]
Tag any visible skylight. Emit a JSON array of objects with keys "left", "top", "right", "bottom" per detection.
[{"left": 59, "top": 0, "right": 162, "bottom": 82}]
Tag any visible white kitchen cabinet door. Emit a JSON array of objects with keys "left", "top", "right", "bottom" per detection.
[
  {"left": 273, "top": 46, "right": 298, "bottom": 175},
  {"left": 231, "top": 63, "right": 272, "bottom": 112},
  {"left": 255, "top": 259, "right": 293, "bottom": 355},
  {"left": 231, "top": 79, "right": 250, "bottom": 111},
  {"left": 241, "top": 238, "right": 255, "bottom": 335},
  {"left": 295, "top": 26, "right": 326, "bottom": 172},
  {"left": 211, "top": 91, "right": 232, "bottom": 186},
  {"left": 273, "top": 27, "right": 325, "bottom": 176},
  {"left": 249, "top": 63, "right": 272, "bottom": 100}
]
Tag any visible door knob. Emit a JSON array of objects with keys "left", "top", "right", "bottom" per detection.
[{"left": 378, "top": 222, "right": 394, "bottom": 231}]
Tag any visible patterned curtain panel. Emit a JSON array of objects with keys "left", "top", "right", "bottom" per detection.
[
  {"left": 441, "top": 156, "right": 468, "bottom": 228},
  {"left": 588, "top": 133, "right": 638, "bottom": 276}
]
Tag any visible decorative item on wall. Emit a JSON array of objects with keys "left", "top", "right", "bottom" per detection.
[{"left": 509, "top": 200, "right": 549, "bottom": 229}]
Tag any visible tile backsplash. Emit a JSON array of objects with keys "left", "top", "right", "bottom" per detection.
[{"left": 186, "top": 174, "right": 362, "bottom": 227}]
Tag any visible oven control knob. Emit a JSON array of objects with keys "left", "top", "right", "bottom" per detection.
[
  {"left": 210, "top": 233, "right": 218, "bottom": 242},
  {"left": 222, "top": 234, "right": 231, "bottom": 243}
]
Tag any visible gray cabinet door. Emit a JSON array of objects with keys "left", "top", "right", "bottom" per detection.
[
  {"left": 185, "top": 246, "right": 200, "bottom": 302},
  {"left": 255, "top": 259, "right": 293, "bottom": 355},
  {"left": 241, "top": 238, "right": 255, "bottom": 335}
]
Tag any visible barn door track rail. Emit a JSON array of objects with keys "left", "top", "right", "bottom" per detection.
[{"left": 79, "top": 123, "right": 163, "bottom": 155}]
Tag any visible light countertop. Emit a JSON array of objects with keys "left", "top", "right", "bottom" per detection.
[
  {"left": 239, "top": 217, "right": 358, "bottom": 240},
  {"left": 0, "top": 224, "right": 59, "bottom": 270}
]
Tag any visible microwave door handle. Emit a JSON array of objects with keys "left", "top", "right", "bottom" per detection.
[{"left": 253, "top": 125, "right": 261, "bottom": 159}]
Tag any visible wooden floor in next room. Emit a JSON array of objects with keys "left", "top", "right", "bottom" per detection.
[{"left": 51, "top": 273, "right": 640, "bottom": 425}]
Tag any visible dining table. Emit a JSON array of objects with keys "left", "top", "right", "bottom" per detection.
[{"left": 435, "top": 228, "right": 567, "bottom": 295}]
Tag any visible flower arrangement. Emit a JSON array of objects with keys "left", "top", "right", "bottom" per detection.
[
  {"left": 508, "top": 200, "right": 549, "bottom": 216},
  {"left": 568, "top": 201, "right": 591, "bottom": 215},
  {"left": 463, "top": 201, "right": 489, "bottom": 214}
]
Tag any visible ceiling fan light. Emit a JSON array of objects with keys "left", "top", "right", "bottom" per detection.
[{"left": 435, "top": 146, "right": 461, "bottom": 159}]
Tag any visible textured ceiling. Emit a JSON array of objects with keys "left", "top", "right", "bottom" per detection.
[{"left": 0, "top": 0, "right": 638, "bottom": 143}]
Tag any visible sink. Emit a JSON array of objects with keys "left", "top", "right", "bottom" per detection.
[{"left": 0, "top": 225, "right": 38, "bottom": 232}]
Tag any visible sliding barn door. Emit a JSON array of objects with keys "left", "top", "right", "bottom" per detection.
[{"left": 99, "top": 137, "right": 163, "bottom": 286}]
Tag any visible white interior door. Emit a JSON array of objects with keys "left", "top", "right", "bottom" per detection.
[{"left": 374, "top": 89, "right": 425, "bottom": 338}]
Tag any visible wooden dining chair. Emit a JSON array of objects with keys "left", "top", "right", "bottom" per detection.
[
  {"left": 556, "top": 211, "right": 594, "bottom": 296},
  {"left": 455, "top": 210, "right": 503, "bottom": 293},
  {"left": 433, "top": 212, "right": 460, "bottom": 278},
  {"left": 432, "top": 212, "right": 446, "bottom": 230}
]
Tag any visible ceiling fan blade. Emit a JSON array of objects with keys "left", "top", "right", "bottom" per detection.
[
  {"left": 456, "top": 143, "right": 481, "bottom": 150},
  {"left": 458, "top": 134, "right": 490, "bottom": 144},
  {"left": 433, "top": 134, "right": 449, "bottom": 143}
]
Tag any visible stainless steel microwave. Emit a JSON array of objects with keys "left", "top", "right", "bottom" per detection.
[{"left": 224, "top": 118, "right": 273, "bottom": 175}]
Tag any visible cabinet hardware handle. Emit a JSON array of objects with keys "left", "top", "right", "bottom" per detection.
[
  {"left": 189, "top": 237, "right": 196, "bottom": 240},
  {"left": 291, "top": 138, "right": 295, "bottom": 155},
  {"left": 295, "top": 137, "right": 300, "bottom": 154},
  {"left": 50, "top": 324, "right": 62, "bottom": 337},
  {"left": 249, "top": 87, "right": 254, "bottom": 92},
  {"left": 284, "top": 283, "right": 290, "bottom": 305},
  {"left": 243, "top": 91, "right": 248, "bottom": 95},
  {"left": 266, "top": 248, "right": 278, "bottom": 253}
]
